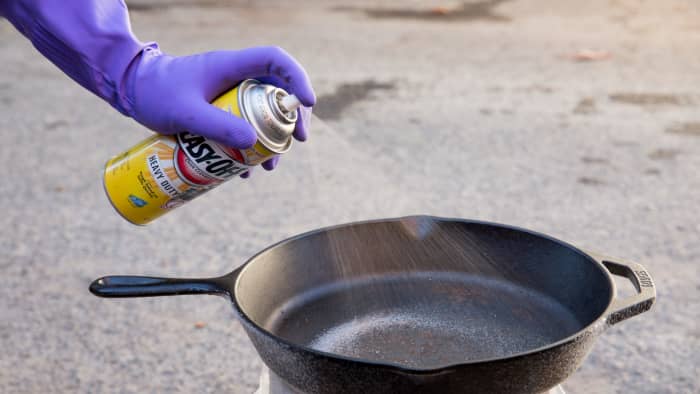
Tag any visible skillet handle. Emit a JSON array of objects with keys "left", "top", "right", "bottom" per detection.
[
  {"left": 90, "top": 275, "right": 231, "bottom": 298},
  {"left": 601, "top": 259, "right": 656, "bottom": 325}
]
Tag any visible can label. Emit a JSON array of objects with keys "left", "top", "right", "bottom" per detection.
[{"left": 104, "top": 85, "right": 276, "bottom": 225}]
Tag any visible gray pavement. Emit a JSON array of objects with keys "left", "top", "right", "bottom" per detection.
[{"left": 1, "top": 0, "right": 699, "bottom": 393}]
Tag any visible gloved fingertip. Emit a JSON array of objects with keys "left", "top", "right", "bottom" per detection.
[
  {"left": 296, "top": 87, "right": 316, "bottom": 107},
  {"left": 240, "top": 170, "right": 251, "bottom": 179},
  {"left": 261, "top": 156, "right": 280, "bottom": 171},
  {"left": 293, "top": 129, "right": 307, "bottom": 142},
  {"left": 293, "top": 107, "right": 311, "bottom": 141},
  {"left": 293, "top": 125, "right": 307, "bottom": 142}
]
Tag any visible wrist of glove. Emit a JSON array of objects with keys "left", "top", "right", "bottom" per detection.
[{"left": 1, "top": 0, "right": 148, "bottom": 114}]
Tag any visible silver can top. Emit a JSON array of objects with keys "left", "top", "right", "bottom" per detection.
[{"left": 238, "top": 79, "right": 300, "bottom": 154}]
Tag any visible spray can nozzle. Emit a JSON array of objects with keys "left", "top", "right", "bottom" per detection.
[{"left": 278, "top": 94, "right": 302, "bottom": 114}]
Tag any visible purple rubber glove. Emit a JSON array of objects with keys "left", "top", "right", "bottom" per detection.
[
  {"left": 128, "top": 46, "right": 315, "bottom": 172},
  {"left": 1, "top": 0, "right": 315, "bottom": 172}
]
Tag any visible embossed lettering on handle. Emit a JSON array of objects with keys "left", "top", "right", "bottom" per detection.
[{"left": 599, "top": 259, "right": 656, "bottom": 325}]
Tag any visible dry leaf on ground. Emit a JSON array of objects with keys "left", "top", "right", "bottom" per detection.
[
  {"left": 430, "top": 6, "right": 451, "bottom": 15},
  {"left": 569, "top": 49, "right": 612, "bottom": 62}
]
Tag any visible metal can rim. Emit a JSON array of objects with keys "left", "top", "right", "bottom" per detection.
[{"left": 237, "top": 79, "right": 294, "bottom": 154}]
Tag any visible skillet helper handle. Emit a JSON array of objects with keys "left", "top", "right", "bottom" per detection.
[
  {"left": 90, "top": 276, "right": 229, "bottom": 298},
  {"left": 601, "top": 259, "right": 656, "bottom": 325}
]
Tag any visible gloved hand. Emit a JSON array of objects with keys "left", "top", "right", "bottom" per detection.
[
  {"left": 127, "top": 45, "right": 315, "bottom": 172},
  {"left": 0, "top": 0, "right": 315, "bottom": 172}
]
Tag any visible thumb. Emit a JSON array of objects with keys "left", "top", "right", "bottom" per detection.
[{"left": 172, "top": 100, "right": 257, "bottom": 149}]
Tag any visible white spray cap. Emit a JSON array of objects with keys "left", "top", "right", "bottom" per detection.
[{"left": 278, "top": 94, "right": 302, "bottom": 113}]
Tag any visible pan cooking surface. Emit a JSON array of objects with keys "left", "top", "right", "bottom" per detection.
[{"left": 266, "top": 272, "right": 582, "bottom": 369}]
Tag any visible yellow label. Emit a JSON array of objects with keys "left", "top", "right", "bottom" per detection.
[
  {"left": 104, "top": 135, "right": 191, "bottom": 225},
  {"left": 213, "top": 87, "right": 242, "bottom": 115}
]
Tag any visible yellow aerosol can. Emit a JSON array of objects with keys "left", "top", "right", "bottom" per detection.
[{"left": 103, "top": 79, "right": 301, "bottom": 225}]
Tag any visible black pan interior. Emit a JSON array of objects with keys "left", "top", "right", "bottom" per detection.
[{"left": 234, "top": 217, "right": 612, "bottom": 369}]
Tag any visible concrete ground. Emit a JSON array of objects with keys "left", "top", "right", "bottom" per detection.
[{"left": 1, "top": 0, "right": 698, "bottom": 393}]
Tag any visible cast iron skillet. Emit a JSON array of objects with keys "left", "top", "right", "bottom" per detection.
[{"left": 90, "top": 216, "right": 655, "bottom": 394}]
